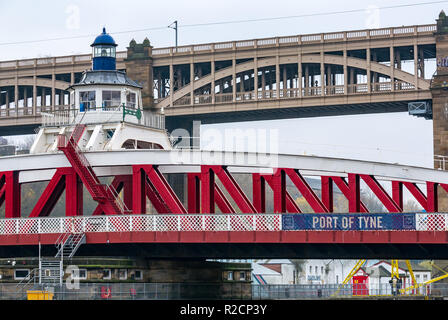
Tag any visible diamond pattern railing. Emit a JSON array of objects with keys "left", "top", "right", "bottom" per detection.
[
  {"left": 0, "top": 214, "right": 282, "bottom": 235},
  {"left": 0, "top": 213, "right": 447, "bottom": 236}
]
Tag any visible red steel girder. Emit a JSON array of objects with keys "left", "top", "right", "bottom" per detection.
[
  {"left": 322, "top": 176, "right": 369, "bottom": 212},
  {"left": 0, "top": 171, "right": 20, "bottom": 218},
  {"left": 29, "top": 167, "right": 83, "bottom": 217},
  {"left": 201, "top": 166, "right": 257, "bottom": 214},
  {"left": 284, "top": 168, "right": 329, "bottom": 213},
  {"left": 92, "top": 175, "right": 132, "bottom": 215},
  {"left": 132, "top": 165, "right": 187, "bottom": 214},
  {"left": 253, "top": 172, "right": 301, "bottom": 213},
  {"left": 392, "top": 181, "right": 430, "bottom": 211},
  {"left": 188, "top": 173, "right": 236, "bottom": 214},
  {"left": 359, "top": 174, "right": 402, "bottom": 213}
]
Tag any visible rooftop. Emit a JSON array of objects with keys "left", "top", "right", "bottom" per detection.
[{"left": 70, "top": 70, "right": 142, "bottom": 89}]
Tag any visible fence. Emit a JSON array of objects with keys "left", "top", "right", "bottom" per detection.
[
  {"left": 7, "top": 282, "right": 252, "bottom": 300},
  {"left": 252, "top": 283, "right": 440, "bottom": 299},
  {"left": 4, "top": 282, "right": 448, "bottom": 300}
]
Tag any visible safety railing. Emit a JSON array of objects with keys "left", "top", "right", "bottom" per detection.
[
  {"left": 434, "top": 155, "right": 448, "bottom": 170},
  {"left": 0, "top": 213, "right": 448, "bottom": 235}
]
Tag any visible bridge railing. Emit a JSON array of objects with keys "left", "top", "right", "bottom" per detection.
[
  {"left": 164, "top": 80, "right": 420, "bottom": 107},
  {"left": 0, "top": 213, "right": 445, "bottom": 235},
  {"left": 0, "top": 25, "right": 436, "bottom": 70},
  {"left": 149, "top": 24, "right": 436, "bottom": 57}
]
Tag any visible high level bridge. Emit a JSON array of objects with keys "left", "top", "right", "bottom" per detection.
[{"left": 0, "top": 22, "right": 439, "bottom": 135}]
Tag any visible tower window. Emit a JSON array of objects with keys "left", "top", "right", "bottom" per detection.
[
  {"left": 102, "top": 90, "right": 121, "bottom": 108},
  {"left": 126, "top": 92, "right": 137, "bottom": 108},
  {"left": 93, "top": 46, "right": 116, "bottom": 58},
  {"left": 79, "top": 91, "right": 96, "bottom": 110}
]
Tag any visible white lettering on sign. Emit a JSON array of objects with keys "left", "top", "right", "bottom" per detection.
[{"left": 307, "top": 215, "right": 387, "bottom": 230}]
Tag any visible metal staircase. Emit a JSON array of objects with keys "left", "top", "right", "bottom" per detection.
[
  {"left": 57, "top": 124, "right": 129, "bottom": 214},
  {"left": 55, "top": 232, "right": 86, "bottom": 260},
  {"left": 39, "top": 258, "right": 63, "bottom": 285}
]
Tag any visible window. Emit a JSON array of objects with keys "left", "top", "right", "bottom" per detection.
[
  {"left": 321, "top": 266, "right": 324, "bottom": 274},
  {"left": 239, "top": 272, "right": 246, "bottom": 281},
  {"left": 102, "top": 90, "right": 121, "bottom": 108},
  {"left": 73, "top": 269, "right": 87, "bottom": 280},
  {"left": 119, "top": 269, "right": 127, "bottom": 280},
  {"left": 135, "top": 270, "right": 143, "bottom": 280},
  {"left": 227, "top": 271, "right": 233, "bottom": 281},
  {"left": 14, "top": 269, "right": 30, "bottom": 280},
  {"left": 309, "top": 266, "right": 312, "bottom": 274},
  {"left": 79, "top": 91, "right": 96, "bottom": 110},
  {"left": 103, "top": 269, "right": 111, "bottom": 280},
  {"left": 315, "top": 266, "right": 318, "bottom": 274},
  {"left": 126, "top": 92, "right": 137, "bottom": 108},
  {"left": 93, "top": 46, "right": 116, "bottom": 58}
]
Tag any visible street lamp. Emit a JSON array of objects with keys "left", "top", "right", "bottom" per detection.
[{"left": 168, "top": 21, "right": 178, "bottom": 51}]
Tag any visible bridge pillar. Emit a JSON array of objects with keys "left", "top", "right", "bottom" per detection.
[
  {"left": 125, "top": 38, "right": 154, "bottom": 110},
  {"left": 431, "top": 11, "right": 448, "bottom": 280},
  {"left": 432, "top": 10, "right": 448, "bottom": 211}
]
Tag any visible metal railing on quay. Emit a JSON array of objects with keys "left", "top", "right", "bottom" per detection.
[{"left": 1, "top": 282, "right": 448, "bottom": 300}]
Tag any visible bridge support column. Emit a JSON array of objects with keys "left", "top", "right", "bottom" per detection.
[
  {"left": 390, "top": 46, "right": 395, "bottom": 91},
  {"left": 254, "top": 58, "right": 258, "bottom": 100},
  {"left": 432, "top": 11, "right": 448, "bottom": 211}
]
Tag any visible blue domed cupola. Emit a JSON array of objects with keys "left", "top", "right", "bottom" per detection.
[{"left": 91, "top": 27, "right": 118, "bottom": 71}]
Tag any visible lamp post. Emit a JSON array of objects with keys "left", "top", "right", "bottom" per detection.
[{"left": 168, "top": 21, "right": 178, "bottom": 51}]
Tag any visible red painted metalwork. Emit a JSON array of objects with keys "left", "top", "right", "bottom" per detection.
[
  {"left": 253, "top": 172, "right": 301, "bottom": 213},
  {"left": 201, "top": 166, "right": 257, "bottom": 214},
  {"left": 360, "top": 174, "right": 402, "bottom": 212},
  {"left": 331, "top": 176, "right": 368, "bottom": 213},
  {"left": 348, "top": 173, "right": 362, "bottom": 213},
  {"left": 1, "top": 230, "right": 447, "bottom": 247},
  {"left": 3, "top": 161, "right": 448, "bottom": 224},
  {"left": 92, "top": 175, "right": 132, "bottom": 215},
  {"left": 284, "top": 168, "right": 329, "bottom": 213},
  {"left": 0, "top": 171, "right": 20, "bottom": 218},
  {"left": 132, "top": 165, "right": 187, "bottom": 214},
  {"left": 321, "top": 176, "right": 334, "bottom": 213},
  {"left": 57, "top": 125, "right": 124, "bottom": 215},
  {"left": 187, "top": 173, "right": 236, "bottom": 214},
  {"left": 29, "top": 167, "right": 82, "bottom": 217}
]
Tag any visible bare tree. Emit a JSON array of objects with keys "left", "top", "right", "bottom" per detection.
[{"left": 403, "top": 199, "right": 423, "bottom": 212}]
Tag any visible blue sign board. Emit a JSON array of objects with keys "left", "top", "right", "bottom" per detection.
[{"left": 282, "top": 214, "right": 415, "bottom": 231}]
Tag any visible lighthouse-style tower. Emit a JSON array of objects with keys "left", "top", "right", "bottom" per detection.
[
  {"left": 31, "top": 28, "right": 171, "bottom": 154},
  {"left": 91, "top": 27, "right": 118, "bottom": 71}
]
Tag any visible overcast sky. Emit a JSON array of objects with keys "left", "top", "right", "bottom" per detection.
[{"left": 1, "top": 0, "right": 442, "bottom": 168}]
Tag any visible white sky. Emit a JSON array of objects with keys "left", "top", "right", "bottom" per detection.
[{"left": 1, "top": 0, "right": 442, "bottom": 168}]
